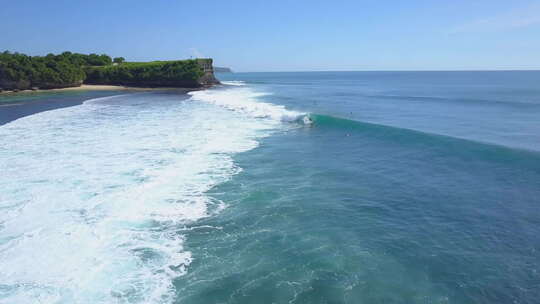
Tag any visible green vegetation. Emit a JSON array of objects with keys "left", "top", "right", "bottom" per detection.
[
  {"left": 0, "top": 51, "right": 112, "bottom": 90},
  {"left": 113, "top": 57, "right": 125, "bottom": 64},
  {"left": 0, "top": 51, "right": 210, "bottom": 90},
  {"left": 84, "top": 60, "right": 205, "bottom": 87}
]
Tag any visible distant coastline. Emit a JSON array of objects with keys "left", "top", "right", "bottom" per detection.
[{"left": 214, "top": 67, "right": 233, "bottom": 73}]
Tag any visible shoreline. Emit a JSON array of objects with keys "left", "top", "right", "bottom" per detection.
[
  {"left": 0, "top": 85, "right": 201, "bottom": 125},
  {"left": 0, "top": 84, "right": 198, "bottom": 96}
]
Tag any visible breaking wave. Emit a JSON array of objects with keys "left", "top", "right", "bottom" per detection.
[
  {"left": 221, "top": 80, "right": 246, "bottom": 86},
  {"left": 0, "top": 92, "right": 278, "bottom": 303},
  {"left": 188, "top": 87, "right": 308, "bottom": 123}
]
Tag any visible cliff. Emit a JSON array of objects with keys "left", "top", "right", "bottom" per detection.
[
  {"left": 0, "top": 51, "right": 220, "bottom": 91},
  {"left": 196, "top": 59, "right": 221, "bottom": 86},
  {"left": 84, "top": 59, "right": 219, "bottom": 88}
]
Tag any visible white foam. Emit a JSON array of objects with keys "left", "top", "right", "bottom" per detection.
[
  {"left": 0, "top": 93, "right": 277, "bottom": 303},
  {"left": 221, "top": 80, "right": 246, "bottom": 86},
  {"left": 189, "top": 87, "right": 306, "bottom": 123},
  {"left": 81, "top": 93, "right": 132, "bottom": 105}
]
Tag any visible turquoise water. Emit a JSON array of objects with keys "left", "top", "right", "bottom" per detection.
[{"left": 1, "top": 72, "right": 540, "bottom": 303}]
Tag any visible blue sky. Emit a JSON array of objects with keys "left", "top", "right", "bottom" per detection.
[{"left": 2, "top": 0, "right": 540, "bottom": 71}]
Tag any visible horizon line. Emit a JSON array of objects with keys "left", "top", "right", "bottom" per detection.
[{"left": 230, "top": 69, "right": 540, "bottom": 73}]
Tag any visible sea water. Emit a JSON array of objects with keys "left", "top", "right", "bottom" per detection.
[{"left": 1, "top": 71, "right": 540, "bottom": 303}]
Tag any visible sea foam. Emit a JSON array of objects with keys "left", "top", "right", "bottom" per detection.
[
  {"left": 221, "top": 80, "right": 246, "bottom": 86},
  {"left": 0, "top": 91, "right": 278, "bottom": 303},
  {"left": 189, "top": 87, "right": 307, "bottom": 123}
]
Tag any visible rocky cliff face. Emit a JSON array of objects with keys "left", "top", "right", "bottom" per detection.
[
  {"left": 0, "top": 80, "right": 30, "bottom": 90},
  {"left": 196, "top": 59, "right": 220, "bottom": 86}
]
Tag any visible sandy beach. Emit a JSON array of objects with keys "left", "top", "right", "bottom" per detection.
[{"left": 0, "top": 84, "right": 193, "bottom": 95}]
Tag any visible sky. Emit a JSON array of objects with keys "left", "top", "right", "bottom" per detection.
[{"left": 1, "top": 0, "right": 540, "bottom": 72}]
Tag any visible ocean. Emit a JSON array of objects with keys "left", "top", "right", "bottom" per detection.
[{"left": 0, "top": 71, "right": 539, "bottom": 303}]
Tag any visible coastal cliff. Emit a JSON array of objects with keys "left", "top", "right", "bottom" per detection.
[
  {"left": 0, "top": 51, "right": 220, "bottom": 91},
  {"left": 196, "top": 58, "right": 221, "bottom": 86},
  {"left": 85, "top": 59, "right": 220, "bottom": 88}
]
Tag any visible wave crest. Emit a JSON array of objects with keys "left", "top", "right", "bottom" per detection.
[
  {"left": 221, "top": 80, "right": 246, "bottom": 86},
  {"left": 189, "top": 87, "right": 308, "bottom": 123}
]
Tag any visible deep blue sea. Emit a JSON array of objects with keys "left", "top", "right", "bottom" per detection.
[{"left": 1, "top": 71, "right": 539, "bottom": 303}]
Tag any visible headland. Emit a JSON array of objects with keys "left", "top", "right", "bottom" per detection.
[{"left": 0, "top": 51, "right": 220, "bottom": 94}]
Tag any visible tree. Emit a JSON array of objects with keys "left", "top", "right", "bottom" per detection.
[
  {"left": 0, "top": 51, "right": 89, "bottom": 89},
  {"left": 113, "top": 57, "right": 125, "bottom": 64}
]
